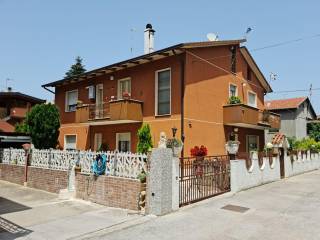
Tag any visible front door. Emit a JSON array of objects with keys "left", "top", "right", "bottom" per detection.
[
  {"left": 279, "top": 148, "right": 285, "bottom": 178},
  {"left": 95, "top": 84, "right": 104, "bottom": 118}
]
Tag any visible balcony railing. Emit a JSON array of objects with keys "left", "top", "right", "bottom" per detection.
[
  {"left": 75, "top": 99, "right": 143, "bottom": 123},
  {"left": 223, "top": 104, "right": 280, "bottom": 129}
]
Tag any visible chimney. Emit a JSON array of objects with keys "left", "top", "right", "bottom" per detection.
[
  {"left": 144, "top": 23, "right": 155, "bottom": 54},
  {"left": 7, "top": 87, "right": 12, "bottom": 92}
]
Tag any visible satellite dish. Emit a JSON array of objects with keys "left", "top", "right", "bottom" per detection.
[{"left": 207, "top": 33, "right": 219, "bottom": 41}]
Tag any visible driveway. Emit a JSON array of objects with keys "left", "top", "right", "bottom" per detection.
[
  {"left": 89, "top": 170, "right": 320, "bottom": 240},
  {"left": 0, "top": 180, "right": 146, "bottom": 240}
]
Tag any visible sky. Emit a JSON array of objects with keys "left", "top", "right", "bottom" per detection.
[{"left": 0, "top": 0, "right": 319, "bottom": 113}]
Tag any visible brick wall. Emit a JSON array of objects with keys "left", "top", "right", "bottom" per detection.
[
  {"left": 27, "top": 167, "right": 68, "bottom": 193},
  {"left": 0, "top": 164, "right": 68, "bottom": 194},
  {"left": 75, "top": 172, "right": 141, "bottom": 210},
  {"left": 0, "top": 163, "right": 25, "bottom": 185}
]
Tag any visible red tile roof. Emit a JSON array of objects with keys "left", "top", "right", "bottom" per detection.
[
  {"left": 272, "top": 133, "right": 285, "bottom": 145},
  {"left": 265, "top": 97, "right": 307, "bottom": 110},
  {"left": 0, "top": 121, "right": 14, "bottom": 132}
]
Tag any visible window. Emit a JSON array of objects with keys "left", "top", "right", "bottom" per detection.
[
  {"left": 247, "top": 91, "right": 257, "bottom": 107},
  {"left": 65, "top": 90, "right": 78, "bottom": 112},
  {"left": 229, "top": 84, "right": 238, "bottom": 97},
  {"left": 64, "top": 135, "right": 76, "bottom": 150},
  {"left": 246, "top": 135, "right": 259, "bottom": 152},
  {"left": 94, "top": 133, "right": 102, "bottom": 151},
  {"left": 117, "top": 78, "right": 131, "bottom": 99},
  {"left": 116, "top": 133, "right": 131, "bottom": 152},
  {"left": 88, "top": 85, "right": 95, "bottom": 99},
  {"left": 156, "top": 69, "right": 171, "bottom": 115}
]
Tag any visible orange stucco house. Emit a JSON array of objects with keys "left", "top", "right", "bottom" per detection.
[{"left": 42, "top": 25, "right": 280, "bottom": 156}]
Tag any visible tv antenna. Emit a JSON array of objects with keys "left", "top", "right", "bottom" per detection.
[{"left": 270, "top": 72, "right": 277, "bottom": 81}]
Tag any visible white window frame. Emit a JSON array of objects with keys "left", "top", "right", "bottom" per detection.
[
  {"left": 155, "top": 68, "right": 171, "bottom": 116},
  {"left": 65, "top": 89, "right": 78, "bottom": 112},
  {"left": 117, "top": 77, "right": 131, "bottom": 99},
  {"left": 116, "top": 132, "right": 131, "bottom": 152},
  {"left": 229, "top": 83, "right": 238, "bottom": 97},
  {"left": 64, "top": 134, "right": 77, "bottom": 150},
  {"left": 247, "top": 91, "right": 257, "bottom": 108}
]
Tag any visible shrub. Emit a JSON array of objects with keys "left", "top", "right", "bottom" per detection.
[
  {"left": 228, "top": 96, "right": 241, "bottom": 104},
  {"left": 190, "top": 145, "right": 208, "bottom": 157},
  {"left": 98, "top": 143, "right": 109, "bottom": 152},
  {"left": 137, "top": 124, "right": 153, "bottom": 154},
  {"left": 166, "top": 138, "right": 183, "bottom": 149},
  {"left": 15, "top": 103, "right": 60, "bottom": 149}
]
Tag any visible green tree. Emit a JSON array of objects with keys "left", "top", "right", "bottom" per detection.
[
  {"left": 65, "top": 56, "right": 86, "bottom": 78},
  {"left": 15, "top": 103, "right": 60, "bottom": 149},
  {"left": 308, "top": 122, "right": 320, "bottom": 142},
  {"left": 15, "top": 120, "right": 30, "bottom": 134},
  {"left": 137, "top": 124, "right": 153, "bottom": 154}
]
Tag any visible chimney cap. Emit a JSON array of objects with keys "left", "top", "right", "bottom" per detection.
[{"left": 146, "top": 23, "right": 153, "bottom": 29}]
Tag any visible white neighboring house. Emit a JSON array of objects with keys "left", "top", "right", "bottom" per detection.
[{"left": 265, "top": 97, "right": 317, "bottom": 142}]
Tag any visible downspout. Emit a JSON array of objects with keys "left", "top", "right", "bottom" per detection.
[{"left": 180, "top": 54, "right": 186, "bottom": 158}]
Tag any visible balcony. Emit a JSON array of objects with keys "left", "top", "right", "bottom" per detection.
[
  {"left": 223, "top": 104, "right": 280, "bottom": 130},
  {"left": 75, "top": 99, "right": 143, "bottom": 124}
]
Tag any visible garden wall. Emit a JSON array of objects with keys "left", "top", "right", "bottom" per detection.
[
  {"left": 231, "top": 154, "right": 280, "bottom": 193},
  {"left": 0, "top": 163, "right": 68, "bottom": 193},
  {"left": 75, "top": 172, "right": 142, "bottom": 211},
  {"left": 284, "top": 152, "right": 320, "bottom": 177},
  {"left": 27, "top": 167, "right": 68, "bottom": 193},
  {"left": 0, "top": 163, "right": 25, "bottom": 185}
]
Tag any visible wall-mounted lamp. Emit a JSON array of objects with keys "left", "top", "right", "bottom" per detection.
[
  {"left": 188, "top": 121, "right": 192, "bottom": 128},
  {"left": 110, "top": 75, "right": 114, "bottom": 81},
  {"left": 172, "top": 126, "right": 177, "bottom": 138},
  {"left": 234, "top": 127, "right": 238, "bottom": 133}
]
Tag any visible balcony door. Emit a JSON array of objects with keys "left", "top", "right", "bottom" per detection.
[{"left": 95, "top": 84, "right": 104, "bottom": 118}]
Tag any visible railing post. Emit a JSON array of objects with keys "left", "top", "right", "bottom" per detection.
[
  {"left": 48, "top": 148, "right": 52, "bottom": 169},
  {"left": 113, "top": 150, "right": 118, "bottom": 176},
  {"left": 9, "top": 147, "right": 12, "bottom": 164}
]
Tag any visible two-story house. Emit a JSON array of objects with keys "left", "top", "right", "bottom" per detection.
[
  {"left": 265, "top": 97, "right": 317, "bottom": 140},
  {"left": 42, "top": 24, "right": 280, "bottom": 156},
  {"left": 0, "top": 89, "right": 45, "bottom": 132}
]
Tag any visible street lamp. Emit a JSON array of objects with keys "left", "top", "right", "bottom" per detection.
[{"left": 171, "top": 126, "right": 177, "bottom": 138}]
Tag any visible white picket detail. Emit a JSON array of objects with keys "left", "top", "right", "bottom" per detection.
[
  {"left": 79, "top": 150, "right": 147, "bottom": 179},
  {"left": 1, "top": 148, "right": 147, "bottom": 179},
  {"left": 31, "top": 149, "right": 78, "bottom": 170},
  {"left": 1, "top": 148, "right": 26, "bottom": 165}
]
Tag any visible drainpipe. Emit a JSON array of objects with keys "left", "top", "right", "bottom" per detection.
[{"left": 180, "top": 55, "right": 186, "bottom": 158}]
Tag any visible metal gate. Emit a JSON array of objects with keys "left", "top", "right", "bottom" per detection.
[{"left": 179, "top": 155, "right": 230, "bottom": 207}]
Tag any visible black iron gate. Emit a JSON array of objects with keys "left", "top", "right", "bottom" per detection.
[{"left": 179, "top": 155, "right": 230, "bottom": 207}]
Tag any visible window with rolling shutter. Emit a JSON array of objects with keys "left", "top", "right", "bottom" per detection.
[{"left": 156, "top": 69, "right": 171, "bottom": 115}]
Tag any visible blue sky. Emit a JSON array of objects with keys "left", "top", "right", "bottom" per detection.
[{"left": 0, "top": 0, "right": 319, "bottom": 113}]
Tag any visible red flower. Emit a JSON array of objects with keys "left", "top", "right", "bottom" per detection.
[{"left": 190, "top": 145, "right": 208, "bottom": 157}]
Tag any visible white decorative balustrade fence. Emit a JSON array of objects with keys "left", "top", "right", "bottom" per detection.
[
  {"left": 1, "top": 148, "right": 26, "bottom": 166},
  {"left": 0, "top": 148, "right": 147, "bottom": 179},
  {"left": 79, "top": 150, "right": 148, "bottom": 179}
]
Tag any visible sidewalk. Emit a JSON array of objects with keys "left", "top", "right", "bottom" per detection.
[
  {"left": 0, "top": 180, "right": 145, "bottom": 240},
  {"left": 89, "top": 170, "right": 320, "bottom": 240}
]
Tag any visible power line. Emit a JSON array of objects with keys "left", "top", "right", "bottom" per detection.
[{"left": 270, "top": 88, "right": 320, "bottom": 94}]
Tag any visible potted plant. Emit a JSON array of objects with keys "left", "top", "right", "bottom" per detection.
[
  {"left": 228, "top": 96, "right": 241, "bottom": 104},
  {"left": 225, "top": 141, "right": 240, "bottom": 154},
  {"left": 122, "top": 91, "right": 131, "bottom": 100},
  {"left": 190, "top": 145, "right": 208, "bottom": 161},
  {"left": 167, "top": 138, "right": 183, "bottom": 157},
  {"left": 190, "top": 145, "right": 208, "bottom": 177}
]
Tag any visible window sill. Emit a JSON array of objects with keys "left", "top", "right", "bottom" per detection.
[{"left": 155, "top": 114, "right": 172, "bottom": 118}]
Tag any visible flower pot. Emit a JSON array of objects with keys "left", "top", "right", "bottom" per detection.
[{"left": 225, "top": 142, "right": 240, "bottom": 154}]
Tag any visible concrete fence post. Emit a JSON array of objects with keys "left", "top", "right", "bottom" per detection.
[{"left": 146, "top": 148, "right": 179, "bottom": 216}]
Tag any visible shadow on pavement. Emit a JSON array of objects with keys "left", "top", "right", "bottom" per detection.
[
  {"left": 0, "top": 197, "right": 31, "bottom": 215},
  {"left": 0, "top": 217, "right": 32, "bottom": 239}
]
